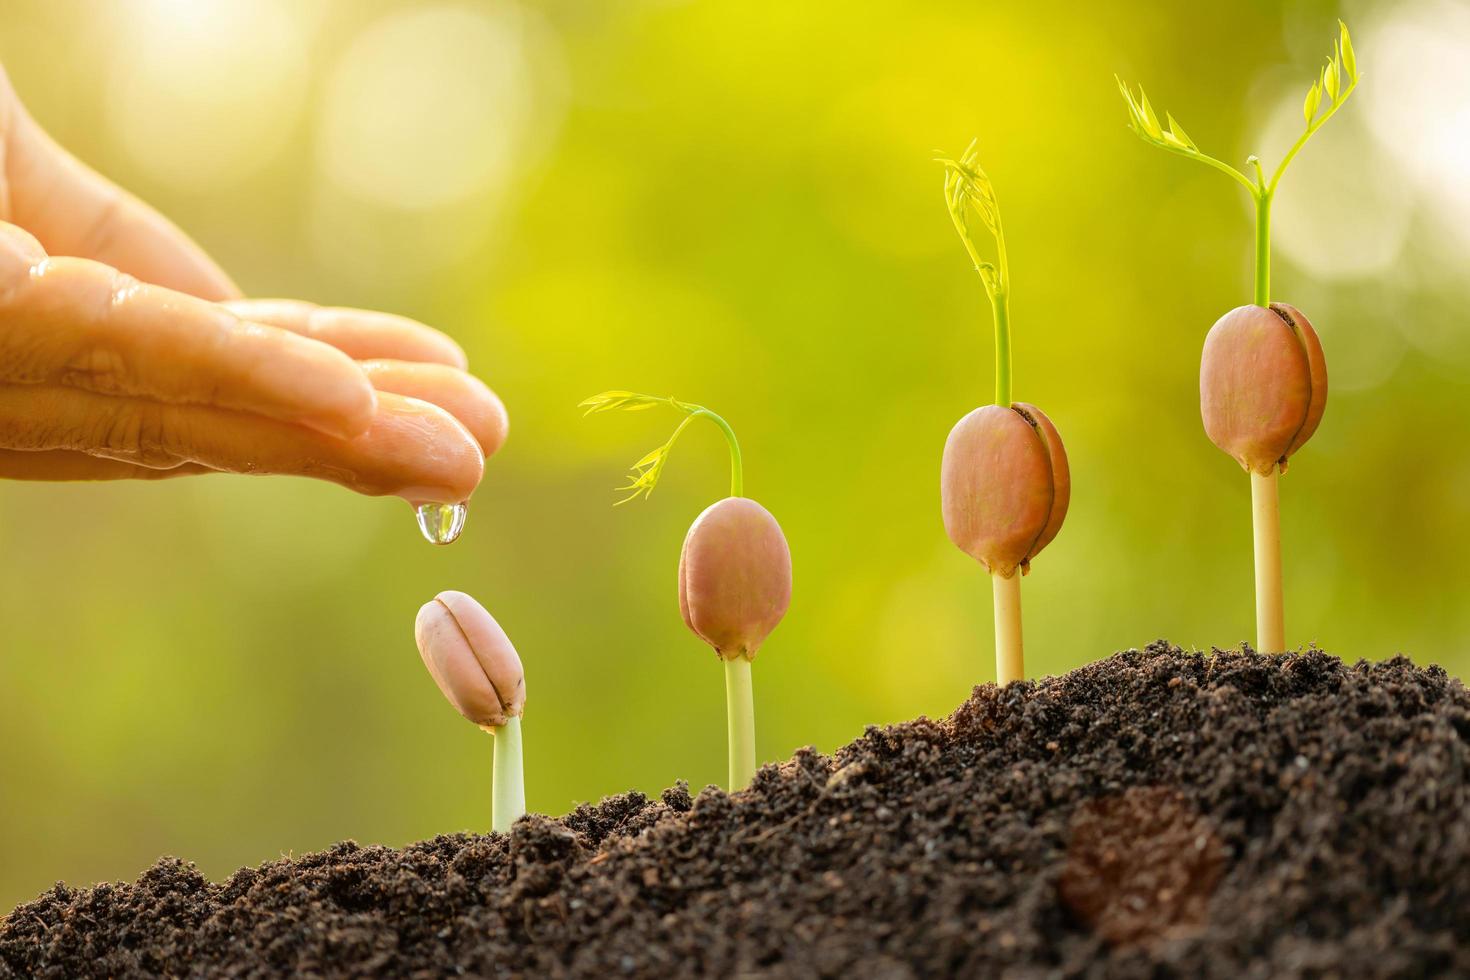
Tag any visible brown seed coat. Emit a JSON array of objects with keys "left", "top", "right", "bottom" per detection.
[
  {"left": 1200, "top": 303, "right": 1327, "bottom": 474},
  {"left": 940, "top": 402, "right": 1069, "bottom": 577},
  {"left": 677, "top": 496, "right": 792, "bottom": 661}
]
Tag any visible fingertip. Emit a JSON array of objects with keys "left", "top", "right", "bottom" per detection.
[
  {"left": 359, "top": 361, "right": 508, "bottom": 457},
  {"left": 374, "top": 393, "right": 484, "bottom": 503},
  {"left": 437, "top": 333, "right": 470, "bottom": 372}
]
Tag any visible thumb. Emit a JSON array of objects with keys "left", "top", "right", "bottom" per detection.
[{"left": 0, "top": 63, "right": 239, "bottom": 301}]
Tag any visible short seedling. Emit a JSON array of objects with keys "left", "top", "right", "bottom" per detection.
[
  {"left": 1117, "top": 22, "right": 1357, "bottom": 652},
  {"left": 581, "top": 391, "right": 791, "bottom": 792},
  {"left": 936, "top": 143, "right": 1071, "bottom": 686},
  {"left": 414, "top": 591, "right": 526, "bottom": 832}
]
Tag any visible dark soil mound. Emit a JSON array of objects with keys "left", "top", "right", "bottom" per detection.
[{"left": 3, "top": 644, "right": 1468, "bottom": 978}]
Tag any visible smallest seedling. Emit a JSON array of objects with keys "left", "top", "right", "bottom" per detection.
[{"left": 414, "top": 591, "right": 527, "bottom": 833}]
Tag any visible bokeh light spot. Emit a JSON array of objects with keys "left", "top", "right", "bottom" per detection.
[
  {"left": 105, "top": 0, "right": 310, "bottom": 191},
  {"left": 317, "top": 4, "right": 538, "bottom": 211},
  {"left": 1361, "top": 0, "right": 1470, "bottom": 248}
]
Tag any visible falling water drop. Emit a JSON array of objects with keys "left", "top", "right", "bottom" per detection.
[{"left": 415, "top": 501, "right": 468, "bottom": 545}]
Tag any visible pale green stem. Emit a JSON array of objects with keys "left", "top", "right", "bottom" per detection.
[
  {"left": 1254, "top": 186, "right": 1272, "bottom": 308},
  {"left": 491, "top": 715, "right": 525, "bottom": 833},
  {"left": 992, "top": 570, "right": 1024, "bottom": 683},
  {"left": 992, "top": 291, "right": 1012, "bottom": 407},
  {"left": 688, "top": 407, "right": 744, "bottom": 497},
  {"left": 992, "top": 215, "right": 1012, "bottom": 407},
  {"left": 1251, "top": 470, "right": 1285, "bottom": 652},
  {"left": 724, "top": 657, "right": 756, "bottom": 791},
  {"left": 1143, "top": 137, "right": 1257, "bottom": 193}
]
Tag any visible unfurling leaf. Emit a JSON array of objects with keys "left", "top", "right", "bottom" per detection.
[
  {"left": 1165, "top": 112, "right": 1197, "bottom": 150},
  {"left": 1323, "top": 55, "right": 1341, "bottom": 102},
  {"left": 579, "top": 391, "right": 668, "bottom": 416},
  {"left": 1137, "top": 90, "right": 1164, "bottom": 139},
  {"left": 937, "top": 140, "right": 1000, "bottom": 238},
  {"left": 1303, "top": 80, "right": 1322, "bottom": 125},
  {"left": 1116, "top": 76, "right": 1145, "bottom": 133},
  {"left": 632, "top": 446, "right": 666, "bottom": 468},
  {"left": 1339, "top": 20, "right": 1358, "bottom": 81},
  {"left": 615, "top": 438, "right": 673, "bottom": 505}
]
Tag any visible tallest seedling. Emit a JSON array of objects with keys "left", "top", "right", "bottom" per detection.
[
  {"left": 937, "top": 144, "right": 1071, "bottom": 685},
  {"left": 1117, "top": 21, "right": 1358, "bottom": 652}
]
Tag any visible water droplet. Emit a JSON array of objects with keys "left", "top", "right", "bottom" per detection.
[{"left": 415, "top": 501, "right": 468, "bottom": 545}]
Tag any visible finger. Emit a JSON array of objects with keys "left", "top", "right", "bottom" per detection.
[
  {"left": 0, "top": 449, "right": 209, "bottom": 482},
  {"left": 359, "top": 359, "right": 508, "bottom": 457},
  {"left": 0, "top": 386, "right": 484, "bottom": 502},
  {"left": 221, "top": 299, "right": 469, "bottom": 369},
  {"left": 0, "top": 69, "right": 238, "bottom": 300},
  {"left": 0, "top": 233, "right": 375, "bottom": 440}
]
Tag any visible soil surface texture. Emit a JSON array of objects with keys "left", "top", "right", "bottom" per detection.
[{"left": 3, "top": 644, "right": 1468, "bottom": 978}]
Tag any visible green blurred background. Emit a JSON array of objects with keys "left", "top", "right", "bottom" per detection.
[{"left": 2, "top": 0, "right": 1467, "bottom": 909}]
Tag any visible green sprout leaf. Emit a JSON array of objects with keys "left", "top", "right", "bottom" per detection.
[
  {"left": 615, "top": 433, "right": 682, "bottom": 504},
  {"left": 1165, "top": 112, "right": 1197, "bottom": 150},
  {"left": 1271, "top": 21, "right": 1361, "bottom": 192},
  {"left": 582, "top": 391, "right": 745, "bottom": 501},
  {"left": 1323, "top": 53, "right": 1341, "bottom": 102},
  {"left": 1303, "top": 80, "right": 1322, "bottom": 125},
  {"left": 1340, "top": 20, "right": 1357, "bottom": 82},
  {"left": 1137, "top": 89, "right": 1164, "bottom": 139},
  {"left": 1115, "top": 76, "right": 1258, "bottom": 193},
  {"left": 578, "top": 391, "right": 668, "bottom": 416},
  {"left": 935, "top": 139, "right": 1008, "bottom": 300},
  {"left": 937, "top": 140, "right": 1000, "bottom": 238},
  {"left": 1118, "top": 21, "right": 1361, "bottom": 200}
]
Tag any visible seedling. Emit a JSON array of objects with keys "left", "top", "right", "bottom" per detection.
[
  {"left": 581, "top": 391, "right": 791, "bottom": 791},
  {"left": 1117, "top": 21, "right": 1357, "bottom": 652},
  {"left": 936, "top": 143, "right": 1071, "bottom": 685},
  {"left": 414, "top": 590, "right": 526, "bottom": 832}
]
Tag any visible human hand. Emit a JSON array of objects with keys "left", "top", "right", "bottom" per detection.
[{"left": 0, "top": 66, "right": 505, "bottom": 504}]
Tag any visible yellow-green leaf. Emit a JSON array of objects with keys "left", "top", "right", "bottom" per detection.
[
  {"left": 1138, "top": 90, "right": 1164, "bottom": 139},
  {"left": 1324, "top": 56, "right": 1340, "bottom": 102},
  {"left": 1116, "top": 76, "right": 1142, "bottom": 129},
  {"left": 1166, "top": 112, "right": 1197, "bottom": 150},
  {"left": 1339, "top": 20, "right": 1357, "bottom": 82},
  {"left": 632, "top": 445, "right": 666, "bottom": 469},
  {"left": 578, "top": 390, "right": 666, "bottom": 415},
  {"left": 1303, "top": 80, "right": 1322, "bottom": 125}
]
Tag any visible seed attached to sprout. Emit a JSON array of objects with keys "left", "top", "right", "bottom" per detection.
[
  {"left": 582, "top": 391, "right": 791, "bottom": 791},
  {"left": 936, "top": 142, "right": 1071, "bottom": 685},
  {"left": 1201, "top": 303, "right": 1326, "bottom": 475},
  {"left": 1118, "top": 20, "right": 1358, "bottom": 651},
  {"left": 679, "top": 495, "right": 792, "bottom": 660},
  {"left": 414, "top": 590, "right": 526, "bottom": 832},
  {"left": 941, "top": 402, "right": 1070, "bottom": 579}
]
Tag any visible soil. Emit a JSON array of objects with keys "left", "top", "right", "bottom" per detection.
[{"left": 3, "top": 643, "right": 1468, "bottom": 979}]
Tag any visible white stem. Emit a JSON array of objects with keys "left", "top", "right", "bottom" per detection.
[
  {"left": 492, "top": 715, "right": 525, "bottom": 833},
  {"left": 1251, "top": 470, "right": 1285, "bottom": 653},
  {"left": 992, "top": 571, "right": 1024, "bottom": 684},
  {"left": 724, "top": 657, "right": 756, "bottom": 791}
]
